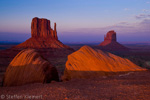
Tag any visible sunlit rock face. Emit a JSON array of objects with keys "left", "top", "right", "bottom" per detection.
[
  {"left": 63, "top": 46, "right": 146, "bottom": 80},
  {"left": 99, "top": 30, "right": 129, "bottom": 51},
  {"left": 14, "top": 17, "right": 71, "bottom": 49},
  {"left": 3, "top": 49, "right": 59, "bottom": 86},
  {"left": 31, "top": 17, "right": 57, "bottom": 39}
]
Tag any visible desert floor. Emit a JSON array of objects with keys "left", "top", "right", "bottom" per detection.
[
  {"left": 1, "top": 71, "right": 150, "bottom": 100},
  {"left": 0, "top": 44, "right": 150, "bottom": 100}
]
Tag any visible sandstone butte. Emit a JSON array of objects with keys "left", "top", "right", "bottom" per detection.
[
  {"left": 14, "top": 17, "right": 71, "bottom": 49},
  {"left": 0, "top": 17, "right": 74, "bottom": 73},
  {"left": 98, "top": 30, "right": 129, "bottom": 51},
  {"left": 63, "top": 46, "right": 146, "bottom": 80},
  {"left": 3, "top": 49, "right": 59, "bottom": 86}
]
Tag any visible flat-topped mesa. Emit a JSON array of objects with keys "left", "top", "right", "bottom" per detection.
[
  {"left": 99, "top": 30, "right": 129, "bottom": 51},
  {"left": 31, "top": 17, "right": 57, "bottom": 39},
  {"left": 104, "top": 30, "right": 116, "bottom": 42}
]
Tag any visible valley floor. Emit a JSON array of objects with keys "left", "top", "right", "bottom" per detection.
[{"left": 0, "top": 71, "right": 150, "bottom": 100}]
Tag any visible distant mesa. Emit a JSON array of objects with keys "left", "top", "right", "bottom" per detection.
[
  {"left": 101, "top": 30, "right": 117, "bottom": 44},
  {"left": 3, "top": 49, "right": 59, "bottom": 86},
  {"left": 63, "top": 46, "right": 146, "bottom": 80},
  {"left": 98, "top": 30, "right": 129, "bottom": 51},
  {"left": 14, "top": 17, "right": 71, "bottom": 49}
]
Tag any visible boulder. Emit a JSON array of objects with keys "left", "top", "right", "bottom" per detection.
[
  {"left": 63, "top": 46, "right": 146, "bottom": 80},
  {"left": 3, "top": 49, "right": 59, "bottom": 86}
]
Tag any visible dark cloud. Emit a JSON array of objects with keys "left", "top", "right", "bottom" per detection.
[
  {"left": 0, "top": 32, "right": 30, "bottom": 42},
  {"left": 140, "top": 19, "right": 150, "bottom": 24},
  {"left": 135, "top": 14, "right": 150, "bottom": 19}
]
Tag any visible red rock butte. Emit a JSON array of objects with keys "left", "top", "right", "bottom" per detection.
[
  {"left": 31, "top": 17, "right": 57, "bottom": 39},
  {"left": 14, "top": 17, "right": 70, "bottom": 49},
  {"left": 99, "top": 30, "right": 129, "bottom": 51}
]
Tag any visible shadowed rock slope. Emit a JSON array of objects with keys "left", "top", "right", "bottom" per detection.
[
  {"left": 63, "top": 46, "right": 146, "bottom": 80},
  {"left": 3, "top": 49, "right": 59, "bottom": 86}
]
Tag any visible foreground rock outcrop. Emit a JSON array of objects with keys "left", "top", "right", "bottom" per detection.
[
  {"left": 98, "top": 30, "right": 129, "bottom": 51},
  {"left": 15, "top": 17, "right": 71, "bottom": 49},
  {"left": 63, "top": 46, "right": 146, "bottom": 80},
  {"left": 3, "top": 49, "right": 59, "bottom": 86}
]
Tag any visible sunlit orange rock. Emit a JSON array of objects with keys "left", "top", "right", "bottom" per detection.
[
  {"left": 63, "top": 46, "right": 146, "bottom": 80},
  {"left": 99, "top": 30, "right": 129, "bottom": 51},
  {"left": 3, "top": 49, "right": 59, "bottom": 86},
  {"left": 14, "top": 17, "right": 70, "bottom": 49}
]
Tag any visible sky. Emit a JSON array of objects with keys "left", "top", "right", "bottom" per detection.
[{"left": 0, "top": 0, "right": 150, "bottom": 43}]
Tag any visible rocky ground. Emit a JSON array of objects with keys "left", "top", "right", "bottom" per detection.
[
  {"left": 0, "top": 44, "right": 150, "bottom": 100},
  {"left": 0, "top": 71, "right": 150, "bottom": 100}
]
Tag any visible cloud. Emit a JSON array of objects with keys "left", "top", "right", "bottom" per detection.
[
  {"left": 117, "top": 22, "right": 130, "bottom": 26},
  {"left": 142, "top": 9, "right": 150, "bottom": 12},
  {"left": 0, "top": 32, "right": 30, "bottom": 42},
  {"left": 124, "top": 8, "right": 130, "bottom": 11},
  {"left": 139, "top": 19, "right": 150, "bottom": 31},
  {"left": 63, "top": 19, "right": 150, "bottom": 35},
  {"left": 60, "top": 16, "right": 150, "bottom": 42},
  {"left": 146, "top": 1, "right": 150, "bottom": 4},
  {"left": 135, "top": 14, "right": 150, "bottom": 19},
  {"left": 105, "top": 19, "right": 150, "bottom": 34}
]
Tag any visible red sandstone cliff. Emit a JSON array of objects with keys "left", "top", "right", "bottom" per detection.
[
  {"left": 31, "top": 17, "right": 57, "bottom": 39},
  {"left": 15, "top": 17, "right": 69, "bottom": 49}
]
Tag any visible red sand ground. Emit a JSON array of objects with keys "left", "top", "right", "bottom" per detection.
[{"left": 1, "top": 71, "right": 150, "bottom": 100}]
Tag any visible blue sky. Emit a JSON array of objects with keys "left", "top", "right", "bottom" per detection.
[{"left": 0, "top": 0, "right": 150, "bottom": 43}]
